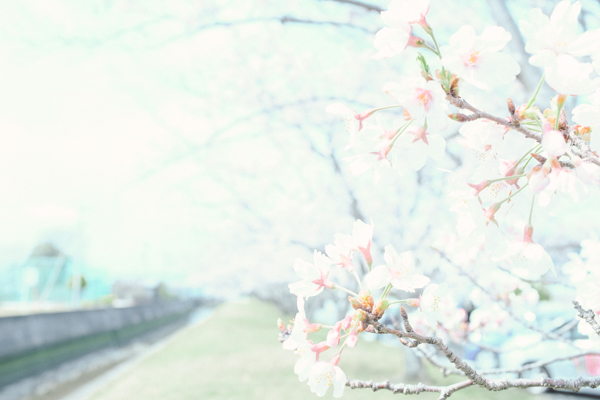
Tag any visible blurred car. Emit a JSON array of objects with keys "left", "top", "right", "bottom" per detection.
[{"left": 477, "top": 303, "right": 600, "bottom": 396}]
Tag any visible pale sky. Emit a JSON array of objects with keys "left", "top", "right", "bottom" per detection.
[{"left": 0, "top": 0, "right": 598, "bottom": 297}]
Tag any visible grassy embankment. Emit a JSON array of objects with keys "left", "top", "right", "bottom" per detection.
[{"left": 89, "top": 298, "right": 543, "bottom": 400}]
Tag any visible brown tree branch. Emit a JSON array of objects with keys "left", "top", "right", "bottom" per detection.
[
  {"left": 347, "top": 375, "right": 600, "bottom": 398},
  {"left": 446, "top": 94, "right": 600, "bottom": 167},
  {"left": 346, "top": 378, "right": 473, "bottom": 399},
  {"left": 363, "top": 310, "right": 600, "bottom": 396}
]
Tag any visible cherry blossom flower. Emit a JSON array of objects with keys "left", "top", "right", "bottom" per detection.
[
  {"left": 541, "top": 122, "right": 567, "bottom": 158},
  {"left": 345, "top": 138, "right": 394, "bottom": 184},
  {"left": 453, "top": 197, "right": 508, "bottom": 259},
  {"left": 325, "top": 239, "right": 355, "bottom": 271},
  {"left": 440, "top": 26, "right": 520, "bottom": 89},
  {"left": 373, "top": 25, "right": 420, "bottom": 60},
  {"left": 576, "top": 161, "right": 600, "bottom": 186},
  {"left": 326, "top": 103, "right": 378, "bottom": 149},
  {"left": 382, "top": 0, "right": 430, "bottom": 30},
  {"left": 365, "top": 245, "right": 429, "bottom": 292},
  {"left": 291, "top": 339, "right": 319, "bottom": 381},
  {"left": 527, "top": 164, "right": 551, "bottom": 193},
  {"left": 308, "top": 360, "right": 347, "bottom": 398},
  {"left": 394, "top": 126, "right": 446, "bottom": 170},
  {"left": 289, "top": 251, "right": 334, "bottom": 298},
  {"left": 540, "top": 165, "right": 585, "bottom": 205},
  {"left": 326, "top": 321, "right": 343, "bottom": 347},
  {"left": 384, "top": 76, "right": 449, "bottom": 130},
  {"left": 458, "top": 120, "right": 506, "bottom": 154},
  {"left": 344, "top": 329, "right": 359, "bottom": 348},
  {"left": 519, "top": 1, "right": 600, "bottom": 95},
  {"left": 351, "top": 219, "right": 374, "bottom": 266},
  {"left": 283, "top": 297, "right": 322, "bottom": 351},
  {"left": 573, "top": 88, "right": 600, "bottom": 151},
  {"left": 420, "top": 283, "right": 455, "bottom": 327},
  {"left": 544, "top": 55, "right": 600, "bottom": 95},
  {"left": 502, "top": 224, "right": 554, "bottom": 279}
]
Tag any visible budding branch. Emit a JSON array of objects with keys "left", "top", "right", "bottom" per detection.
[{"left": 445, "top": 94, "right": 600, "bottom": 167}]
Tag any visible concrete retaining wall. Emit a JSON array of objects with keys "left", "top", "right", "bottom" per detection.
[{"left": 0, "top": 301, "right": 196, "bottom": 388}]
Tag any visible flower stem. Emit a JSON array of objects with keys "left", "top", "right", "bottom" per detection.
[
  {"left": 390, "top": 119, "right": 414, "bottom": 147},
  {"left": 352, "top": 270, "right": 364, "bottom": 292},
  {"left": 388, "top": 299, "right": 411, "bottom": 305},
  {"left": 528, "top": 194, "right": 536, "bottom": 225},
  {"left": 335, "top": 285, "right": 359, "bottom": 298},
  {"left": 526, "top": 73, "right": 545, "bottom": 110},
  {"left": 381, "top": 283, "right": 393, "bottom": 299},
  {"left": 497, "top": 183, "right": 529, "bottom": 206},
  {"left": 516, "top": 144, "right": 542, "bottom": 167},
  {"left": 421, "top": 43, "right": 438, "bottom": 56},
  {"left": 555, "top": 103, "right": 564, "bottom": 131},
  {"left": 523, "top": 152, "right": 538, "bottom": 169},
  {"left": 489, "top": 173, "right": 527, "bottom": 184},
  {"left": 428, "top": 29, "right": 442, "bottom": 59},
  {"left": 371, "top": 105, "right": 403, "bottom": 113}
]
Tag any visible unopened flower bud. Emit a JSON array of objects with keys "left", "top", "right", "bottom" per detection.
[
  {"left": 277, "top": 318, "right": 285, "bottom": 332},
  {"left": 507, "top": 97, "right": 516, "bottom": 115},
  {"left": 330, "top": 353, "right": 341, "bottom": 366},
  {"left": 305, "top": 322, "right": 323, "bottom": 334},
  {"left": 523, "top": 223, "right": 534, "bottom": 244},
  {"left": 354, "top": 309, "right": 367, "bottom": 322},
  {"left": 345, "top": 329, "right": 358, "bottom": 348},
  {"left": 556, "top": 93, "right": 567, "bottom": 109},
  {"left": 372, "top": 299, "right": 390, "bottom": 318},
  {"left": 516, "top": 105, "right": 538, "bottom": 120},
  {"left": 573, "top": 125, "right": 591, "bottom": 141},
  {"left": 467, "top": 180, "right": 491, "bottom": 196},
  {"left": 358, "top": 290, "right": 374, "bottom": 308},
  {"left": 341, "top": 315, "right": 353, "bottom": 331},
  {"left": 448, "top": 113, "right": 468, "bottom": 122},
  {"left": 406, "top": 298, "right": 420, "bottom": 307},
  {"left": 348, "top": 296, "right": 361, "bottom": 310},
  {"left": 484, "top": 202, "right": 502, "bottom": 226},
  {"left": 407, "top": 34, "right": 426, "bottom": 48}
]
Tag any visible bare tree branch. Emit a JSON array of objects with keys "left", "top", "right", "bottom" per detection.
[
  {"left": 323, "top": 0, "right": 384, "bottom": 12},
  {"left": 482, "top": 350, "right": 600, "bottom": 375},
  {"left": 434, "top": 248, "right": 577, "bottom": 345},
  {"left": 485, "top": 0, "right": 541, "bottom": 94},
  {"left": 347, "top": 375, "right": 600, "bottom": 398},
  {"left": 573, "top": 300, "right": 600, "bottom": 337},
  {"left": 184, "top": 16, "right": 375, "bottom": 37},
  {"left": 365, "top": 312, "right": 600, "bottom": 395},
  {"left": 346, "top": 378, "right": 473, "bottom": 398}
]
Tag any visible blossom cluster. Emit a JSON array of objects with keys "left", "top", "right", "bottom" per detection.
[
  {"left": 282, "top": 0, "right": 600, "bottom": 397},
  {"left": 328, "top": 0, "right": 600, "bottom": 279},
  {"left": 280, "top": 220, "right": 452, "bottom": 397}
]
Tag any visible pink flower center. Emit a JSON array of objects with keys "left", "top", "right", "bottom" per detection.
[
  {"left": 464, "top": 51, "right": 480, "bottom": 67},
  {"left": 415, "top": 88, "right": 432, "bottom": 112}
]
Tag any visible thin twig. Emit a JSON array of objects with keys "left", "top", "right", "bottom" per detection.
[
  {"left": 434, "top": 248, "right": 576, "bottom": 346},
  {"left": 324, "top": 0, "right": 384, "bottom": 12},
  {"left": 480, "top": 350, "right": 600, "bottom": 375}
]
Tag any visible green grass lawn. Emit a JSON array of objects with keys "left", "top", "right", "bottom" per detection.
[{"left": 88, "top": 298, "right": 546, "bottom": 400}]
